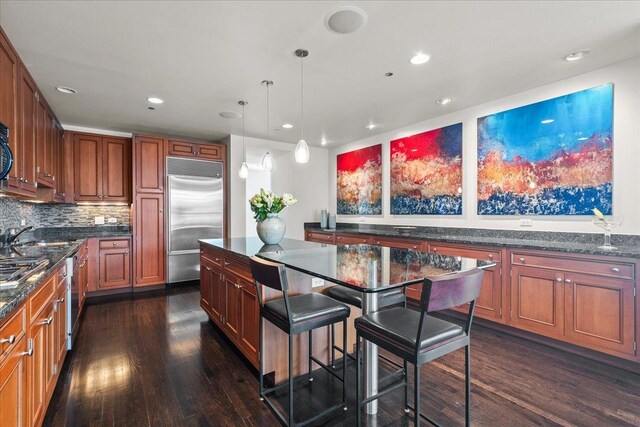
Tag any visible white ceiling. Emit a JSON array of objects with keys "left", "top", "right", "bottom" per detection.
[{"left": 1, "top": 1, "right": 638, "bottom": 147}]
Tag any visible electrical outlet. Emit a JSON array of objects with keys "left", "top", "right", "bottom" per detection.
[
  {"left": 107, "top": 217, "right": 117, "bottom": 224},
  {"left": 20, "top": 219, "right": 26, "bottom": 226},
  {"left": 94, "top": 216, "right": 105, "bottom": 225},
  {"left": 520, "top": 219, "right": 533, "bottom": 227},
  {"left": 311, "top": 278, "right": 325, "bottom": 288}
]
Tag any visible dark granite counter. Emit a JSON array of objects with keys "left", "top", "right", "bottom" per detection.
[
  {"left": 304, "top": 223, "right": 640, "bottom": 259},
  {"left": 0, "top": 241, "right": 82, "bottom": 321},
  {"left": 24, "top": 226, "right": 132, "bottom": 243}
]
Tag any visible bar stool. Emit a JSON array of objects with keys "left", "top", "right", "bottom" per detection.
[
  {"left": 250, "top": 256, "right": 351, "bottom": 427},
  {"left": 326, "top": 286, "right": 405, "bottom": 368},
  {"left": 354, "top": 268, "right": 485, "bottom": 426}
]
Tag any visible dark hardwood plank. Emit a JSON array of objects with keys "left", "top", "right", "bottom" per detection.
[{"left": 44, "top": 286, "right": 640, "bottom": 427}]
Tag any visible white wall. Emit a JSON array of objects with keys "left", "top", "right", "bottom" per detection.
[
  {"left": 229, "top": 135, "right": 329, "bottom": 239},
  {"left": 329, "top": 57, "right": 640, "bottom": 235}
]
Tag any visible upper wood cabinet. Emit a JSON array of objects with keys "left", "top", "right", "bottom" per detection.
[
  {"left": 0, "top": 28, "right": 19, "bottom": 191},
  {"left": 35, "top": 99, "right": 55, "bottom": 188},
  {"left": 134, "top": 135, "right": 165, "bottom": 193},
  {"left": 16, "top": 64, "right": 37, "bottom": 196},
  {"left": 72, "top": 132, "right": 131, "bottom": 202},
  {"left": 168, "top": 139, "right": 225, "bottom": 161}
]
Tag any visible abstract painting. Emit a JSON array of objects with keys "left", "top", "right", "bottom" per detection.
[
  {"left": 337, "top": 144, "right": 382, "bottom": 215},
  {"left": 390, "top": 123, "right": 463, "bottom": 215},
  {"left": 477, "top": 84, "right": 613, "bottom": 215}
]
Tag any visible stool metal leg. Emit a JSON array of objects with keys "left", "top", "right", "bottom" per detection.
[
  {"left": 403, "top": 360, "right": 409, "bottom": 412},
  {"left": 465, "top": 344, "right": 471, "bottom": 427},
  {"left": 289, "top": 334, "right": 294, "bottom": 426},
  {"left": 331, "top": 323, "right": 336, "bottom": 368},
  {"left": 309, "top": 330, "right": 313, "bottom": 381},
  {"left": 259, "top": 318, "right": 265, "bottom": 401},
  {"left": 414, "top": 363, "right": 420, "bottom": 427},
  {"left": 355, "top": 333, "right": 361, "bottom": 427},
  {"left": 342, "top": 320, "right": 348, "bottom": 410}
]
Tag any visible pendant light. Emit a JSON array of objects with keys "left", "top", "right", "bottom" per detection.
[
  {"left": 238, "top": 100, "right": 249, "bottom": 179},
  {"left": 294, "top": 49, "right": 310, "bottom": 164},
  {"left": 261, "top": 80, "right": 274, "bottom": 171}
]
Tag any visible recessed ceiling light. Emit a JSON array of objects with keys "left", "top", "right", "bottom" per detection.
[
  {"left": 56, "top": 86, "right": 77, "bottom": 94},
  {"left": 436, "top": 97, "right": 452, "bottom": 105},
  {"left": 321, "top": 138, "right": 328, "bottom": 146},
  {"left": 564, "top": 50, "right": 591, "bottom": 61},
  {"left": 541, "top": 119, "right": 554, "bottom": 124},
  {"left": 365, "top": 123, "right": 376, "bottom": 130},
  {"left": 219, "top": 111, "right": 242, "bottom": 119},
  {"left": 147, "top": 106, "right": 156, "bottom": 111},
  {"left": 147, "top": 97, "right": 164, "bottom": 104},
  {"left": 282, "top": 123, "right": 293, "bottom": 129},
  {"left": 325, "top": 6, "right": 368, "bottom": 34},
  {"left": 410, "top": 53, "right": 430, "bottom": 65}
]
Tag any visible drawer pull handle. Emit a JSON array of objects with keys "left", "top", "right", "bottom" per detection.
[
  {"left": 215, "top": 258, "right": 221, "bottom": 262},
  {"left": 611, "top": 267, "right": 620, "bottom": 272},
  {"left": 0, "top": 335, "right": 15, "bottom": 344},
  {"left": 20, "top": 340, "right": 33, "bottom": 357},
  {"left": 234, "top": 283, "right": 241, "bottom": 289},
  {"left": 205, "top": 266, "right": 212, "bottom": 271},
  {"left": 224, "top": 261, "right": 229, "bottom": 266},
  {"left": 519, "top": 257, "right": 525, "bottom": 263},
  {"left": 56, "top": 297, "right": 65, "bottom": 304},
  {"left": 113, "top": 242, "right": 117, "bottom": 245},
  {"left": 327, "top": 235, "right": 331, "bottom": 239},
  {"left": 412, "top": 245, "right": 417, "bottom": 249},
  {"left": 555, "top": 277, "right": 562, "bottom": 282},
  {"left": 488, "top": 254, "right": 493, "bottom": 259},
  {"left": 565, "top": 279, "right": 571, "bottom": 283},
  {"left": 41, "top": 316, "right": 53, "bottom": 326}
]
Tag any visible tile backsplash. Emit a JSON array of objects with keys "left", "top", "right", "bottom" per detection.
[{"left": 0, "top": 198, "right": 131, "bottom": 229}]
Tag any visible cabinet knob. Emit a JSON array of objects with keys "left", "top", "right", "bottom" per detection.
[
  {"left": 519, "top": 257, "right": 525, "bottom": 263},
  {"left": 488, "top": 254, "right": 494, "bottom": 259},
  {"left": 41, "top": 315, "right": 53, "bottom": 326},
  {"left": 337, "top": 237, "right": 341, "bottom": 240},
  {"left": 327, "top": 235, "right": 331, "bottom": 239},
  {"left": 565, "top": 279, "right": 571, "bottom": 283},
  {"left": 113, "top": 242, "right": 117, "bottom": 245},
  {"left": 159, "top": 210, "right": 163, "bottom": 214},
  {"left": 234, "top": 283, "right": 241, "bottom": 289},
  {"left": 215, "top": 257, "right": 220, "bottom": 262},
  {"left": 432, "top": 248, "right": 438, "bottom": 252},
  {"left": 159, "top": 186, "right": 163, "bottom": 191},
  {"left": 125, "top": 251, "right": 129, "bottom": 255},
  {"left": 611, "top": 267, "right": 620, "bottom": 272},
  {"left": 412, "top": 245, "right": 417, "bottom": 249},
  {"left": 224, "top": 261, "right": 229, "bottom": 266},
  {"left": 0, "top": 335, "right": 16, "bottom": 344},
  {"left": 205, "top": 266, "right": 212, "bottom": 271},
  {"left": 555, "top": 277, "right": 562, "bottom": 282},
  {"left": 19, "top": 339, "right": 33, "bottom": 357}
]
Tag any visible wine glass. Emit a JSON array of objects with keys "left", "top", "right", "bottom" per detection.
[{"left": 592, "top": 217, "right": 623, "bottom": 250}]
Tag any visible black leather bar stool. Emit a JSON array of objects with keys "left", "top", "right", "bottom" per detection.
[
  {"left": 327, "top": 286, "right": 405, "bottom": 368},
  {"left": 250, "top": 256, "right": 351, "bottom": 427},
  {"left": 354, "top": 268, "right": 485, "bottom": 426}
]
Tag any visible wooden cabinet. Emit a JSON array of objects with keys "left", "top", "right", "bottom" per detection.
[
  {"left": 16, "top": 64, "right": 37, "bottom": 196},
  {"left": 372, "top": 236, "right": 424, "bottom": 251},
  {"left": 305, "top": 231, "right": 335, "bottom": 244},
  {"left": 35, "top": 100, "right": 55, "bottom": 189},
  {"left": 53, "top": 271, "right": 67, "bottom": 373},
  {"left": 168, "top": 139, "right": 224, "bottom": 161},
  {"left": 335, "top": 234, "right": 373, "bottom": 245},
  {"left": 199, "top": 247, "right": 259, "bottom": 367},
  {"left": 0, "top": 335, "right": 28, "bottom": 427},
  {"left": 52, "top": 122, "right": 66, "bottom": 202},
  {"left": 28, "top": 304, "right": 53, "bottom": 427},
  {"left": 0, "top": 28, "right": 20, "bottom": 191},
  {"left": 73, "top": 133, "right": 130, "bottom": 202},
  {"left": 134, "top": 193, "right": 165, "bottom": 286},
  {"left": 97, "top": 239, "right": 132, "bottom": 290},
  {"left": 134, "top": 135, "right": 165, "bottom": 193}
]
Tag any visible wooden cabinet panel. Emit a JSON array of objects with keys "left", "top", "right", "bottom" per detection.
[
  {"left": 510, "top": 266, "right": 564, "bottom": 338},
  {"left": 102, "top": 137, "right": 130, "bottom": 201},
  {"left": 53, "top": 123, "right": 66, "bottom": 200},
  {"left": 73, "top": 134, "right": 102, "bottom": 201},
  {"left": 511, "top": 252, "right": 634, "bottom": 280},
  {"left": 134, "top": 135, "right": 165, "bottom": 193},
  {"left": 28, "top": 311, "right": 49, "bottom": 427},
  {"left": 224, "top": 273, "right": 241, "bottom": 339},
  {"left": 168, "top": 140, "right": 224, "bottom": 160},
  {"left": 168, "top": 139, "right": 196, "bottom": 157},
  {"left": 53, "top": 283, "right": 67, "bottom": 371},
  {"left": 305, "top": 231, "right": 335, "bottom": 244},
  {"left": 134, "top": 193, "right": 165, "bottom": 286},
  {"left": 199, "top": 258, "right": 213, "bottom": 314},
  {"left": 0, "top": 29, "right": 19, "bottom": 189},
  {"left": 335, "top": 234, "right": 374, "bottom": 245},
  {"left": 0, "top": 336, "right": 28, "bottom": 427},
  {"left": 564, "top": 273, "right": 635, "bottom": 357},
  {"left": 239, "top": 278, "right": 259, "bottom": 363},
  {"left": 372, "top": 237, "right": 423, "bottom": 250},
  {"left": 197, "top": 143, "right": 224, "bottom": 160},
  {"left": 17, "top": 65, "right": 37, "bottom": 195},
  {"left": 429, "top": 243, "right": 501, "bottom": 263},
  {"left": 35, "top": 102, "right": 55, "bottom": 188},
  {"left": 99, "top": 248, "right": 131, "bottom": 289},
  {"left": 0, "top": 306, "right": 25, "bottom": 365}
]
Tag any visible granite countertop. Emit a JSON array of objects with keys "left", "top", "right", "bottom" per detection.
[
  {"left": 26, "top": 226, "right": 132, "bottom": 242},
  {"left": 199, "top": 237, "right": 322, "bottom": 259},
  {"left": 304, "top": 224, "right": 640, "bottom": 259},
  {"left": 0, "top": 241, "right": 82, "bottom": 321}
]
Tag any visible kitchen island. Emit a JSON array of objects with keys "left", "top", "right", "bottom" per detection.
[{"left": 199, "top": 237, "right": 492, "bottom": 413}]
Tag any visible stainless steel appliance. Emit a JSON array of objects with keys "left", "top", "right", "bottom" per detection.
[
  {"left": 65, "top": 256, "right": 75, "bottom": 349},
  {"left": 166, "top": 157, "right": 224, "bottom": 283}
]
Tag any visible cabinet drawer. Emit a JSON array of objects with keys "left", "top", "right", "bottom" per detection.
[
  {"left": 201, "top": 246, "right": 223, "bottom": 267},
  {"left": 28, "top": 275, "right": 55, "bottom": 324},
  {"left": 335, "top": 234, "right": 373, "bottom": 245},
  {"left": 99, "top": 239, "right": 130, "bottom": 249},
  {"left": 0, "top": 306, "right": 26, "bottom": 362},
  {"left": 430, "top": 244, "right": 501, "bottom": 263},
  {"left": 372, "top": 237, "right": 423, "bottom": 250},
  {"left": 223, "top": 256, "right": 252, "bottom": 283},
  {"left": 168, "top": 140, "right": 196, "bottom": 157},
  {"left": 306, "top": 231, "right": 335, "bottom": 244},
  {"left": 511, "top": 252, "right": 634, "bottom": 280},
  {"left": 197, "top": 144, "right": 224, "bottom": 160}
]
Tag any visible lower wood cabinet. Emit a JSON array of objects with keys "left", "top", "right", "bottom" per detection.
[
  {"left": 200, "top": 246, "right": 259, "bottom": 368},
  {"left": 0, "top": 336, "right": 28, "bottom": 426},
  {"left": 97, "top": 239, "right": 131, "bottom": 290},
  {"left": 134, "top": 193, "right": 165, "bottom": 286}
]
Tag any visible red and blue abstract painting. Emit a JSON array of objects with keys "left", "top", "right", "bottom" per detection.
[
  {"left": 390, "top": 123, "right": 463, "bottom": 215},
  {"left": 337, "top": 144, "right": 382, "bottom": 215},
  {"left": 477, "top": 84, "right": 613, "bottom": 215}
]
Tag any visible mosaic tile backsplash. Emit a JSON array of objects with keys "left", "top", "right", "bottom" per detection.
[{"left": 0, "top": 198, "right": 131, "bottom": 230}]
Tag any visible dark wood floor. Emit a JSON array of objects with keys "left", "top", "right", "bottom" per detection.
[{"left": 44, "top": 285, "right": 640, "bottom": 427}]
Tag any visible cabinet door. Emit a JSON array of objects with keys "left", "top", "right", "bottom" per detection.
[
  {"left": 335, "top": 234, "right": 373, "bottom": 245},
  {"left": 36, "top": 104, "right": 55, "bottom": 188},
  {"left": 448, "top": 265, "right": 504, "bottom": 322},
  {"left": 17, "top": 65, "right": 37, "bottom": 195},
  {"left": 239, "top": 278, "right": 259, "bottom": 365},
  {"left": 0, "top": 29, "right": 20, "bottom": 189},
  {"left": 28, "top": 313, "right": 50, "bottom": 427},
  {"left": 168, "top": 139, "right": 197, "bottom": 158},
  {"left": 210, "top": 264, "right": 224, "bottom": 323},
  {"left": 223, "top": 273, "right": 241, "bottom": 339},
  {"left": 102, "top": 137, "right": 130, "bottom": 202},
  {"left": 134, "top": 135, "right": 165, "bottom": 193},
  {"left": 510, "top": 266, "right": 564, "bottom": 339},
  {"left": 73, "top": 134, "right": 102, "bottom": 201},
  {"left": 200, "top": 257, "right": 213, "bottom": 314},
  {"left": 54, "top": 123, "right": 66, "bottom": 200},
  {"left": 134, "top": 193, "right": 165, "bottom": 286},
  {"left": 44, "top": 305, "right": 57, "bottom": 400},
  {"left": 305, "top": 231, "right": 335, "bottom": 244},
  {"left": 564, "top": 273, "right": 636, "bottom": 357},
  {"left": 196, "top": 143, "right": 224, "bottom": 160},
  {"left": 0, "top": 336, "right": 28, "bottom": 427},
  {"left": 54, "top": 283, "right": 67, "bottom": 369},
  {"left": 99, "top": 248, "right": 131, "bottom": 289}
]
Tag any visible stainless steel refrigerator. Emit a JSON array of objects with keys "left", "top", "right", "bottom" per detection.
[{"left": 166, "top": 157, "right": 224, "bottom": 283}]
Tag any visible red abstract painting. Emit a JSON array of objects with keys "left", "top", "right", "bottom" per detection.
[{"left": 337, "top": 144, "right": 382, "bottom": 215}]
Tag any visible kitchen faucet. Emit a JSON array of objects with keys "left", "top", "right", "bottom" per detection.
[{"left": 6, "top": 226, "right": 34, "bottom": 245}]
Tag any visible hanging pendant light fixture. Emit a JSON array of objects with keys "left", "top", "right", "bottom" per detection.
[
  {"left": 294, "top": 49, "right": 310, "bottom": 164},
  {"left": 238, "top": 100, "right": 249, "bottom": 179},
  {"left": 261, "top": 80, "right": 274, "bottom": 171}
]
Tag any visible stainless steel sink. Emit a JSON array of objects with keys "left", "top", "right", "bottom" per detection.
[
  {"left": 17, "top": 240, "right": 76, "bottom": 247},
  {"left": 0, "top": 257, "right": 50, "bottom": 288}
]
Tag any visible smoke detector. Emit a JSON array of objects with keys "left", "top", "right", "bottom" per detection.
[{"left": 325, "top": 6, "right": 368, "bottom": 34}]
